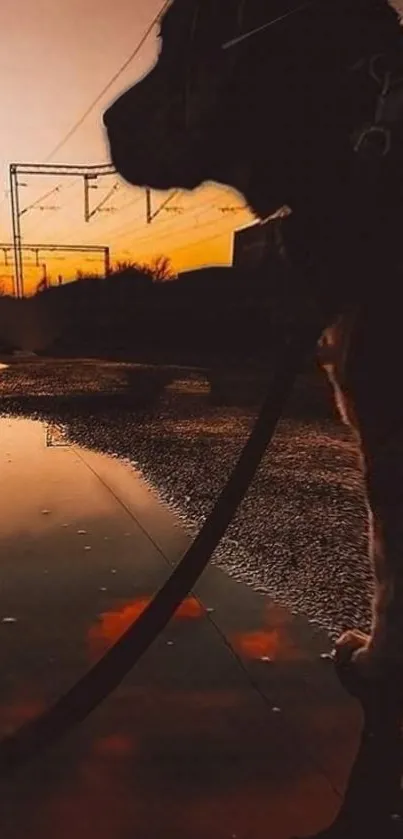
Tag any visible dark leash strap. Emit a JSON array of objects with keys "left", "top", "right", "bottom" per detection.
[{"left": 0, "top": 322, "right": 324, "bottom": 777}]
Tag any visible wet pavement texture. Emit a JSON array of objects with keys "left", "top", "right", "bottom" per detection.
[
  {"left": 0, "top": 409, "right": 363, "bottom": 839},
  {"left": 0, "top": 356, "right": 372, "bottom": 642}
]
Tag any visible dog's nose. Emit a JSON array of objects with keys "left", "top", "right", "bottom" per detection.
[
  {"left": 103, "top": 98, "right": 122, "bottom": 132},
  {"left": 103, "top": 105, "right": 111, "bottom": 129},
  {"left": 103, "top": 63, "right": 160, "bottom": 135},
  {"left": 103, "top": 88, "right": 133, "bottom": 131}
]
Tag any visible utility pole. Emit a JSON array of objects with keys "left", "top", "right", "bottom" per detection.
[
  {"left": 146, "top": 188, "right": 152, "bottom": 224},
  {"left": 9, "top": 166, "right": 23, "bottom": 298},
  {"left": 42, "top": 263, "right": 48, "bottom": 289},
  {"left": 104, "top": 246, "right": 111, "bottom": 276},
  {"left": 84, "top": 174, "right": 99, "bottom": 222},
  {"left": 9, "top": 162, "right": 115, "bottom": 297}
]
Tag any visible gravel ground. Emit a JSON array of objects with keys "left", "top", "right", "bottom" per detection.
[{"left": 0, "top": 356, "right": 373, "bottom": 640}]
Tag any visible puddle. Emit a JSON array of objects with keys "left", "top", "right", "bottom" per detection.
[
  {"left": 0, "top": 415, "right": 357, "bottom": 839},
  {"left": 0, "top": 412, "right": 197, "bottom": 771},
  {"left": 231, "top": 627, "right": 302, "bottom": 661},
  {"left": 0, "top": 417, "right": 115, "bottom": 538},
  {"left": 230, "top": 605, "right": 303, "bottom": 662},
  {"left": 0, "top": 414, "right": 185, "bottom": 703},
  {"left": 88, "top": 596, "right": 204, "bottom": 660}
]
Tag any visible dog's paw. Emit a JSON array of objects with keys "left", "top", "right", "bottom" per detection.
[
  {"left": 333, "top": 629, "right": 386, "bottom": 700},
  {"left": 333, "top": 629, "right": 403, "bottom": 702},
  {"left": 334, "top": 629, "right": 373, "bottom": 674}
]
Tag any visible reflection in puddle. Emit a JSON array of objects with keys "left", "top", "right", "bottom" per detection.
[
  {"left": 231, "top": 605, "right": 302, "bottom": 661},
  {"left": 88, "top": 596, "right": 204, "bottom": 660},
  {"left": 45, "top": 423, "right": 69, "bottom": 447},
  {"left": 231, "top": 628, "right": 301, "bottom": 661},
  {"left": 13, "top": 684, "right": 337, "bottom": 839},
  {"left": 0, "top": 416, "right": 138, "bottom": 537},
  {"left": 232, "top": 628, "right": 282, "bottom": 660}
]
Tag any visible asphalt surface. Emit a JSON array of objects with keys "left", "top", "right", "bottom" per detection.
[{"left": 0, "top": 356, "right": 372, "bottom": 640}]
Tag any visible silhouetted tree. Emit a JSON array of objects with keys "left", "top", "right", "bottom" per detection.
[{"left": 147, "top": 255, "right": 176, "bottom": 282}]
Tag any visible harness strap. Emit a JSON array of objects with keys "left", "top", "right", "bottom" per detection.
[{"left": 353, "top": 52, "right": 403, "bottom": 159}]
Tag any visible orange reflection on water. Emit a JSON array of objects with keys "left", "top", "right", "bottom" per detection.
[
  {"left": 231, "top": 623, "right": 301, "bottom": 662},
  {"left": 88, "top": 596, "right": 204, "bottom": 659},
  {"left": 232, "top": 628, "right": 282, "bottom": 660}
]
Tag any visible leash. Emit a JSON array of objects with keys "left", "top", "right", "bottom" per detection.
[
  {"left": 3, "top": 0, "right": 400, "bottom": 782},
  {"left": 0, "top": 322, "right": 323, "bottom": 777}
]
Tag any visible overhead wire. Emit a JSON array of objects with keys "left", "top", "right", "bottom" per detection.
[
  {"left": 85, "top": 192, "right": 146, "bottom": 236},
  {"left": 20, "top": 179, "right": 83, "bottom": 240},
  {"left": 110, "top": 196, "right": 218, "bottom": 245},
  {"left": 44, "top": 0, "right": 172, "bottom": 162},
  {"left": 120, "top": 204, "right": 249, "bottom": 252},
  {"left": 19, "top": 183, "right": 63, "bottom": 217},
  {"left": 171, "top": 224, "right": 241, "bottom": 255}
]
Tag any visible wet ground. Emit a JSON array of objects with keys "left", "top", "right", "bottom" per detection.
[
  {"left": 0, "top": 356, "right": 372, "bottom": 640},
  {"left": 0, "top": 408, "right": 364, "bottom": 839}
]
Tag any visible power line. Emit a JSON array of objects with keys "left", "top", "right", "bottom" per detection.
[
  {"left": 86, "top": 193, "right": 145, "bottom": 235},
  {"left": 111, "top": 198, "right": 216, "bottom": 245},
  {"left": 109, "top": 194, "right": 187, "bottom": 241},
  {"left": 20, "top": 183, "right": 63, "bottom": 217},
  {"left": 119, "top": 204, "right": 249, "bottom": 251},
  {"left": 115, "top": 221, "right": 238, "bottom": 269},
  {"left": 111, "top": 209, "right": 202, "bottom": 247},
  {"left": 168, "top": 223, "right": 239, "bottom": 256},
  {"left": 87, "top": 181, "right": 120, "bottom": 219},
  {"left": 125, "top": 215, "right": 247, "bottom": 264},
  {"left": 44, "top": 0, "right": 171, "bottom": 163},
  {"left": 17, "top": 179, "right": 82, "bottom": 239},
  {"left": 19, "top": 181, "right": 142, "bottom": 244}
]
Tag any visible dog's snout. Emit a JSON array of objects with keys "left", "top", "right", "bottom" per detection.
[
  {"left": 103, "top": 104, "right": 113, "bottom": 129},
  {"left": 103, "top": 92, "right": 131, "bottom": 133}
]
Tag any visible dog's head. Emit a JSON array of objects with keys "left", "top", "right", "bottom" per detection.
[
  {"left": 103, "top": 0, "right": 401, "bottom": 219},
  {"left": 103, "top": 0, "right": 311, "bottom": 214}
]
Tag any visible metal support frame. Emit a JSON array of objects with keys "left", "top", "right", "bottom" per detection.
[
  {"left": 145, "top": 187, "right": 184, "bottom": 223},
  {"left": 0, "top": 242, "right": 111, "bottom": 289},
  {"left": 9, "top": 166, "right": 23, "bottom": 298},
  {"left": 86, "top": 182, "right": 120, "bottom": 221},
  {"left": 145, "top": 188, "right": 245, "bottom": 224},
  {"left": 9, "top": 162, "right": 115, "bottom": 297}
]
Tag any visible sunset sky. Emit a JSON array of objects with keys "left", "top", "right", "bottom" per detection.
[
  {"left": 1, "top": 0, "right": 402, "bottom": 294},
  {"left": 0, "top": 0, "right": 255, "bottom": 294}
]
